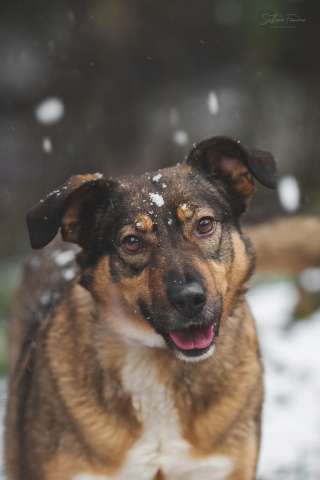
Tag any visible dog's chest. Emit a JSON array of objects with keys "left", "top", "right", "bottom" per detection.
[
  {"left": 73, "top": 349, "right": 233, "bottom": 480},
  {"left": 75, "top": 348, "right": 233, "bottom": 480}
]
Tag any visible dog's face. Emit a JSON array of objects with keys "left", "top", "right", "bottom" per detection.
[{"left": 27, "top": 136, "right": 276, "bottom": 361}]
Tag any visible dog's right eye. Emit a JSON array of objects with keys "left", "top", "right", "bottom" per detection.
[
  {"left": 195, "top": 216, "right": 215, "bottom": 237},
  {"left": 121, "top": 235, "right": 142, "bottom": 254}
]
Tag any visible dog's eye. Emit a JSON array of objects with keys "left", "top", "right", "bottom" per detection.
[
  {"left": 195, "top": 217, "right": 215, "bottom": 237},
  {"left": 121, "top": 235, "right": 142, "bottom": 254}
]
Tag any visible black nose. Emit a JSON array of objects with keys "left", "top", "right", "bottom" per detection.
[{"left": 168, "top": 281, "right": 206, "bottom": 317}]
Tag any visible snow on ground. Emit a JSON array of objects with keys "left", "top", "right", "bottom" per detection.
[
  {"left": 0, "top": 281, "right": 319, "bottom": 479},
  {"left": 249, "top": 282, "right": 320, "bottom": 480}
]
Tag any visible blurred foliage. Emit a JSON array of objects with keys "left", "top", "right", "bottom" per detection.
[
  {"left": 0, "top": 262, "right": 20, "bottom": 320},
  {"left": 0, "top": 0, "right": 320, "bottom": 259},
  {"left": 0, "top": 323, "right": 8, "bottom": 376},
  {"left": 0, "top": 261, "right": 21, "bottom": 375}
]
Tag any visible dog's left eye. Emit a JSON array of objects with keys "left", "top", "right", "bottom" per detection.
[
  {"left": 195, "top": 217, "right": 215, "bottom": 237},
  {"left": 121, "top": 235, "right": 142, "bottom": 254}
]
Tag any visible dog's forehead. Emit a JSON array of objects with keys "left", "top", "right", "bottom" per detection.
[
  {"left": 120, "top": 165, "right": 189, "bottom": 194},
  {"left": 115, "top": 164, "right": 216, "bottom": 220}
]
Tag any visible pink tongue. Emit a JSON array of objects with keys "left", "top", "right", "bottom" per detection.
[{"left": 169, "top": 324, "right": 214, "bottom": 351}]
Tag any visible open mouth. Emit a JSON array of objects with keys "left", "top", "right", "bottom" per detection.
[
  {"left": 138, "top": 299, "right": 219, "bottom": 359},
  {"left": 167, "top": 322, "right": 216, "bottom": 357}
]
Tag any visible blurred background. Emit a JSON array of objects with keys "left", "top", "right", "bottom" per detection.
[{"left": 0, "top": 0, "right": 319, "bottom": 478}]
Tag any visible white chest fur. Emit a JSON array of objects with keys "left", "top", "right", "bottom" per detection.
[{"left": 74, "top": 347, "right": 233, "bottom": 480}]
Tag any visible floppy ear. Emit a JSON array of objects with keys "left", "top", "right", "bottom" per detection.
[
  {"left": 186, "top": 136, "right": 277, "bottom": 214},
  {"left": 27, "top": 173, "right": 116, "bottom": 249}
]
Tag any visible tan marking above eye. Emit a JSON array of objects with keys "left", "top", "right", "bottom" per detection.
[
  {"left": 177, "top": 203, "right": 194, "bottom": 222},
  {"left": 178, "top": 207, "right": 219, "bottom": 241},
  {"left": 135, "top": 214, "right": 154, "bottom": 233}
]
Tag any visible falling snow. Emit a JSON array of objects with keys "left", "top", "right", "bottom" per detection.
[
  {"left": 42, "top": 137, "right": 52, "bottom": 153},
  {"left": 173, "top": 130, "right": 189, "bottom": 146},
  {"left": 63, "top": 268, "right": 76, "bottom": 281},
  {"left": 35, "top": 97, "right": 65, "bottom": 125},
  {"left": 208, "top": 91, "right": 219, "bottom": 115},
  {"left": 51, "top": 249, "right": 76, "bottom": 266},
  {"left": 278, "top": 175, "right": 300, "bottom": 212},
  {"left": 39, "top": 292, "right": 51, "bottom": 306}
]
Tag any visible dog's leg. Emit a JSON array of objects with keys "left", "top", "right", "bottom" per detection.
[
  {"left": 227, "top": 470, "right": 256, "bottom": 480},
  {"left": 226, "top": 435, "right": 260, "bottom": 480},
  {"left": 154, "top": 471, "right": 165, "bottom": 480}
]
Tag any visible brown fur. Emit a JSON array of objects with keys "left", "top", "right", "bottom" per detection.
[{"left": 8, "top": 136, "right": 315, "bottom": 480}]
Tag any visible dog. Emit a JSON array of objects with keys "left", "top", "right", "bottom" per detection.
[{"left": 5, "top": 135, "right": 279, "bottom": 480}]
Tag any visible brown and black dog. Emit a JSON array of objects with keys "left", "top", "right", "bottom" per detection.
[{"left": 5, "top": 136, "right": 279, "bottom": 479}]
